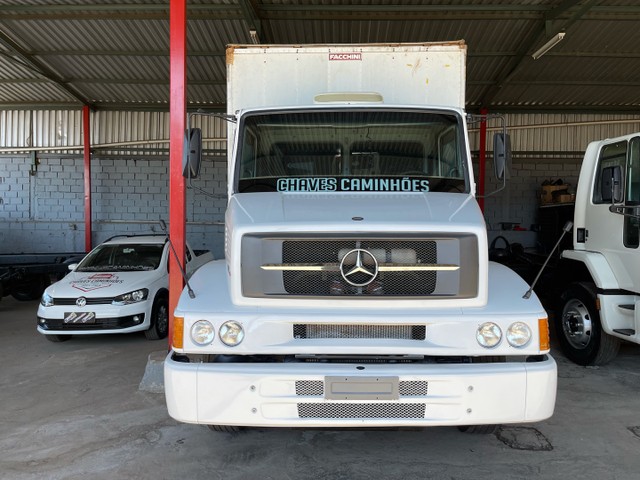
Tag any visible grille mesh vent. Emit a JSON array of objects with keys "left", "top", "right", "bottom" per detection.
[
  {"left": 295, "top": 380, "right": 428, "bottom": 397},
  {"left": 282, "top": 240, "right": 437, "bottom": 296},
  {"left": 293, "top": 324, "right": 426, "bottom": 340},
  {"left": 298, "top": 403, "right": 426, "bottom": 419}
]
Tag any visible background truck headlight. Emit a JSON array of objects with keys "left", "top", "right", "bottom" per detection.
[
  {"left": 476, "top": 322, "right": 502, "bottom": 348},
  {"left": 507, "top": 322, "right": 532, "bottom": 347},
  {"left": 191, "top": 320, "right": 215, "bottom": 346},
  {"left": 219, "top": 321, "right": 244, "bottom": 346}
]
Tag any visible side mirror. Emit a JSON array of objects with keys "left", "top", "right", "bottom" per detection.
[
  {"left": 182, "top": 128, "right": 202, "bottom": 179},
  {"left": 493, "top": 133, "right": 511, "bottom": 180},
  {"left": 67, "top": 263, "right": 78, "bottom": 271},
  {"left": 601, "top": 165, "right": 623, "bottom": 203}
]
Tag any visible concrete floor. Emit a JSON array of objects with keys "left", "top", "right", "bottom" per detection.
[{"left": 2, "top": 296, "right": 640, "bottom": 480}]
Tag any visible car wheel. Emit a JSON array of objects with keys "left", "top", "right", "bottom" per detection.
[
  {"left": 145, "top": 295, "right": 169, "bottom": 340},
  {"left": 556, "top": 283, "right": 620, "bottom": 366},
  {"left": 45, "top": 334, "right": 72, "bottom": 343}
]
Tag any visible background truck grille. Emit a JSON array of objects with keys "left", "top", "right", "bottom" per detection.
[
  {"left": 282, "top": 240, "right": 437, "bottom": 296},
  {"left": 293, "top": 324, "right": 426, "bottom": 340},
  {"left": 298, "top": 403, "right": 426, "bottom": 419}
]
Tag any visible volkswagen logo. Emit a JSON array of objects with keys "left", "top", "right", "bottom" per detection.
[
  {"left": 340, "top": 249, "right": 379, "bottom": 287},
  {"left": 76, "top": 297, "right": 87, "bottom": 308}
]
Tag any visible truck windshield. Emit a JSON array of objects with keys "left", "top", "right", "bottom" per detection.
[
  {"left": 76, "top": 244, "right": 164, "bottom": 272},
  {"left": 236, "top": 109, "right": 467, "bottom": 194}
]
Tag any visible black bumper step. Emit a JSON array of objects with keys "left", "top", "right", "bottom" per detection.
[{"left": 613, "top": 329, "right": 635, "bottom": 336}]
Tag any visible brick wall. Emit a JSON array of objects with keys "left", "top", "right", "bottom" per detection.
[{"left": 0, "top": 155, "right": 227, "bottom": 257}]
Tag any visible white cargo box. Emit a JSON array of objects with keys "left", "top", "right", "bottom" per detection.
[{"left": 226, "top": 42, "right": 466, "bottom": 113}]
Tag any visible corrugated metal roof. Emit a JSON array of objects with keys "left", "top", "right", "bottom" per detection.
[{"left": 0, "top": 1, "right": 640, "bottom": 112}]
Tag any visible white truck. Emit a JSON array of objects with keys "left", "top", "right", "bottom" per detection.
[
  {"left": 164, "top": 42, "right": 557, "bottom": 432},
  {"left": 37, "top": 234, "right": 213, "bottom": 342},
  {"left": 554, "top": 132, "right": 640, "bottom": 365}
]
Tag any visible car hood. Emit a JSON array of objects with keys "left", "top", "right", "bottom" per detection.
[{"left": 45, "top": 270, "right": 162, "bottom": 298}]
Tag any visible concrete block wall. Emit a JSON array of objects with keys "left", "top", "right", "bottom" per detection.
[{"left": 0, "top": 155, "right": 227, "bottom": 257}]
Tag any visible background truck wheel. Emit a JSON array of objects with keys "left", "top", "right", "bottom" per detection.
[
  {"left": 11, "top": 275, "right": 49, "bottom": 301},
  {"left": 556, "top": 283, "right": 620, "bottom": 366},
  {"left": 45, "top": 334, "right": 71, "bottom": 343},
  {"left": 144, "top": 295, "right": 169, "bottom": 340},
  {"left": 458, "top": 425, "right": 498, "bottom": 434}
]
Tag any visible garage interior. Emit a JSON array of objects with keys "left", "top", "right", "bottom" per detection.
[{"left": 2, "top": 2, "right": 640, "bottom": 478}]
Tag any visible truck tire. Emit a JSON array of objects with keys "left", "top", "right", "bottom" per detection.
[
  {"left": 458, "top": 425, "right": 498, "bottom": 434},
  {"left": 46, "top": 334, "right": 71, "bottom": 343},
  {"left": 11, "top": 275, "right": 48, "bottom": 301},
  {"left": 556, "top": 283, "right": 620, "bottom": 366},
  {"left": 144, "top": 295, "right": 169, "bottom": 340}
]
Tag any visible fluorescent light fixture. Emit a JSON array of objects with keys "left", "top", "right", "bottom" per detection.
[
  {"left": 532, "top": 32, "right": 566, "bottom": 60},
  {"left": 249, "top": 29, "right": 259, "bottom": 44}
]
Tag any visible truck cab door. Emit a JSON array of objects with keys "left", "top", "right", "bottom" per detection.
[{"left": 586, "top": 138, "right": 640, "bottom": 291}]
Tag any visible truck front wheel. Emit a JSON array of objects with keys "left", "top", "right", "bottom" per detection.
[{"left": 557, "top": 284, "right": 620, "bottom": 366}]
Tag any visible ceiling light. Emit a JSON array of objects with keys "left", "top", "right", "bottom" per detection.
[
  {"left": 532, "top": 32, "right": 566, "bottom": 60},
  {"left": 249, "top": 30, "right": 259, "bottom": 44}
]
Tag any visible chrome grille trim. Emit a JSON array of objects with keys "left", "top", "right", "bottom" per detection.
[
  {"left": 293, "top": 324, "right": 426, "bottom": 340},
  {"left": 295, "top": 380, "right": 428, "bottom": 397},
  {"left": 298, "top": 403, "right": 426, "bottom": 419}
]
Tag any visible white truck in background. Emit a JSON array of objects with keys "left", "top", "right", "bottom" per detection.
[
  {"left": 553, "top": 133, "right": 640, "bottom": 365},
  {"left": 164, "top": 42, "right": 557, "bottom": 432}
]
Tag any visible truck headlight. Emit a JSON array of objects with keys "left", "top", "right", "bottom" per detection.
[
  {"left": 506, "top": 322, "right": 532, "bottom": 347},
  {"left": 219, "top": 321, "right": 244, "bottom": 346},
  {"left": 191, "top": 320, "right": 215, "bottom": 346},
  {"left": 41, "top": 292, "right": 54, "bottom": 307},
  {"left": 112, "top": 288, "right": 148, "bottom": 305},
  {"left": 476, "top": 322, "right": 502, "bottom": 348}
]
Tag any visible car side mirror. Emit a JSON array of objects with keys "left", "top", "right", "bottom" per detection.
[
  {"left": 67, "top": 263, "right": 78, "bottom": 271},
  {"left": 183, "top": 128, "right": 202, "bottom": 179},
  {"left": 493, "top": 133, "right": 511, "bottom": 180},
  {"left": 601, "top": 165, "right": 623, "bottom": 203}
]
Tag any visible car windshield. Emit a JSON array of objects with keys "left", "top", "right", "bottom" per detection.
[
  {"left": 236, "top": 109, "right": 468, "bottom": 194},
  {"left": 76, "top": 244, "right": 164, "bottom": 272}
]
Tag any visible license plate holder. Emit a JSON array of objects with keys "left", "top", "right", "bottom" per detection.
[
  {"left": 64, "top": 312, "right": 96, "bottom": 324},
  {"left": 324, "top": 376, "right": 399, "bottom": 401}
]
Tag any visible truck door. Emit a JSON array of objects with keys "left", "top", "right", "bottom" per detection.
[{"left": 586, "top": 138, "right": 640, "bottom": 292}]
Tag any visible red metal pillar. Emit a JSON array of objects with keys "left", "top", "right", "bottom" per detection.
[
  {"left": 477, "top": 108, "right": 488, "bottom": 213},
  {"left": 82, "top": 105, "right": 92, "bottom": 252},
  {"left": 168, "top": 0, "right": 187, "bottom": 345}
]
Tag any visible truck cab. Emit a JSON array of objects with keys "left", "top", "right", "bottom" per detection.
[
  {"left": 557, "top": 133, "right": 640, "bottom": 365},
  {"left": 164, "top": 43, "right": 557, "bottom": 431}
]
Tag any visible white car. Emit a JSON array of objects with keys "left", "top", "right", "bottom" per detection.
[{"left": 37, "top": 235, "right": 213, "bottom": 342}]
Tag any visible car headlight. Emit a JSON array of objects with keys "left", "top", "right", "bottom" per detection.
[
  {"left": 219, "top": 321, "right": 244, "bottom": 346},
  {"left": 476, "top": 322, "right": 502, "bottom": 348},
  {"left": 112, "top": 288, "right": 148, "bottom": 305},
  {"left": 507, "top": 322, "right": 532, "bottom": 348},
  {"left": 40, "top": 292, "right": 54, "bottom": 307},
  {"left": 191, "top": 320, "right": 215, "bottom": 346}
]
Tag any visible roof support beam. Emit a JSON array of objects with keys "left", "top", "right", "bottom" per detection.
[{"left": 0, "top": 27, "right": 89, "bottom": 106}]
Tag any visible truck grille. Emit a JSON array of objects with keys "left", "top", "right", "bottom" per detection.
[
  {"left": 282, "top": 240, "right": 437, "bottom": 296},
  {"left": 298, "top": 403, "right": 426, "bottom": 419},
  {"left": 241, "top": 233, "right": 478, "bottom": 300},
  {"left": 293, "top": 324, "right": 426, "bottom": 340}
]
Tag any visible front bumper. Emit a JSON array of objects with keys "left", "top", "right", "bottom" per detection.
[
  {"left": 164, "top": 353, "right": 557, "bottom": 428},
  {"left": 36, "top": 302, "right": 150, "bottom": 335}
]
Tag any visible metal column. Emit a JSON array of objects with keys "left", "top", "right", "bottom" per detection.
[
  {"left": 168, "top": 0, "right": 187, "bottom": 345},
  {"left": 82, "top": 105, "right": 92, "bottom": 252}
]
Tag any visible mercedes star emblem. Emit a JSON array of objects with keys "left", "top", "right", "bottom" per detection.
[
  {"left": 76, "top": 297, "right": 87, "bottom": 307},
  {"left": 340, "top": 249, "right": 379, "bottom": 286}
]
